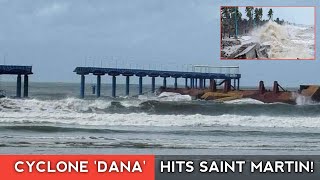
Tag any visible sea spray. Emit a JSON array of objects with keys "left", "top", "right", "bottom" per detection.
[
  {"left": 251, "top": 21, "right": 313, "bottom": 59},
  {"left": 292, "top": 92, "right": 316, "bottom": 106}
]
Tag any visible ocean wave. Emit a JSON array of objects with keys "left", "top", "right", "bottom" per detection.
[
  {"left": 252, "top": 21, "right": 314, "bottom": 59},
  {"left": 1, "top": 125, "right": 320, "bottom": 138},
  {"left": 1, "top": 112, "right": 320, "bottom": 128},
  {"left": 1, "top": 97, "right": 320, "bottom": 116}
]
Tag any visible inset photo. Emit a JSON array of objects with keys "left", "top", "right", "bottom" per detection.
[{"left": 220, "top": 6, "right": 315, "bottom": 60}]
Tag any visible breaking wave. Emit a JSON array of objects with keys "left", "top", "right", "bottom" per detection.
[
  {"left": 224, "top": 98, "right": 264, "bottom": 104},
  {"left": 1, "top": 112, "right": 320, "bottom": 128},
  {"left": 1, "top": 96, "right": 320, "bottom": 129},
  {"left": 253, "top": 21, "right": 314, "bottom": 59}
]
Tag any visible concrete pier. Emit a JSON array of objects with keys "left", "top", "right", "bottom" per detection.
[
  {"left": 0, "top": 65, "right": 32, "bottom": 98},
  {"left": 16, "top": 74, "right": 21, "bottom": 98},
  {"left": 23, "top": 75, "right": 29, "bottom": 97},
  {"left": 112, "top": 76, "right": 116, "bottom": 97},
  {"left": 199, "top": 78, "right": 203, "bottom": 89},
  {"left": 185, "top": 78, "right": 188, "bottom": 88},
  {"left": 126, "top": 76, "right": 130, "bottom": 96},
  {"left": 80, "top": 74, "right": 85, "bottom": 98},
  {"left": 163, "top": 77, "right": 167, "bottom": 88},
  {"left": 151, "top": 77, "right": 155, "bottom": 93},
  {"left": 174, "top": 78, "right": 178, "bottom": 89},
  {"left": 96, "top": 75, "right": 101, "bottom": 97},
  {"left": 191, "top": 78, "right": 194, "bottom": 88},
  {"left": 73, "top": 66, "right": 241, "bottom": 98},
  {"left": 139, "top": 76, "right": 143, "bottom": 95}
]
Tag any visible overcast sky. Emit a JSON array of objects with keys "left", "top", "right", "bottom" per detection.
[
  {"left": 239, "top": 7, "right": 315, "bottom": 25},
  {"left": 0, "top": 0, "right": 319, "bottom": 86}
]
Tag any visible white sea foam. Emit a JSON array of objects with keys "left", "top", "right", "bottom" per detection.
[
  {"left": 1, "top": 111, "right": 320, "bottom": 128},
  {"left": 137, "top": 92, "right": 192, "bottom": 101},
  {"left": 157, "top": 92, "right": 192, "bottom": 101},
  {"left": 0, "top": 98, "right": 113, "bottom": 113},
  {"left": 224, "top": 98, "right": 264, "bottom": 104},
  {"left": 0, "top": 93, "right": 191, "bottom": 114},
  {"left": 1, "top": 97, "right": 319, "bottom": 129}
]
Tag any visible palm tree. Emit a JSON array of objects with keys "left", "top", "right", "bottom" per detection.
[
  {"left": 245, "top": 6, "right": 254, "bottom": 29},
  {"left": 221, "top": 7, "right": 231, "bottom": 38},
  {"left": 267, "top": 8, "right": 273, "bottom": 20},
  {"left": 227, "top": 7, "right": 233, "bottom": 37},
  {"left": 258, "top": 8, "right": 263, "bottom": 22},
  {"left": 254, "top": 8, "right": 263, "bottom": 26},
  {"left": 254, "top": 8, "right": 259, "bottom": 27},
  {"left": 221, "top": 7, "right": 227, "bottom": 38},
  {"left": 231, "top": 7, "right": 241, "bottom": 38}
]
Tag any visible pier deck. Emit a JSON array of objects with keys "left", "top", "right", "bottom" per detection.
[
  {"left": 0, "top": 65, "right": 33, "bottom": 97},
  {"left": 0, "top": 65, "right": 33, "bottom": 75},
  {"left": 74, "top": 66, "right": 241, "bottom": 98}
]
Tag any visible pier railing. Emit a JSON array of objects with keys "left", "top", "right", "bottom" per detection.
[{"left": 192, "top": 65, "right": 239, "bottom": 76}]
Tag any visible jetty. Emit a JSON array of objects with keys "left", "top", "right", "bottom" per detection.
[
  {"left": 73, "top": 65, "right": 241, "bottom": 98},
  {"left": 0, "top": 65, "right": 33, "bottom": 97}
]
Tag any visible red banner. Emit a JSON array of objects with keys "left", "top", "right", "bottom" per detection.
[{"left": 0, "top": 155, "right": 155, "bottom": 180}]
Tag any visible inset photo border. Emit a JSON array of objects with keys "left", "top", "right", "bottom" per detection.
[{"left": 220, "top": 6, "right": 316, "bottom": 60}]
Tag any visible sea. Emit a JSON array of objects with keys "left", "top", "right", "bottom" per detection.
[{"left": 0, "top": 82, "right": 320, "bottom": 155}]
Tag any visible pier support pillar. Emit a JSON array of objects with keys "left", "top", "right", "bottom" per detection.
[
  {"left": 259, "top": 81, "right": 265, "bottom": 94},
  {"left": 139, "top": 76, "right": 143, "bottom": 95},
  {"left": 233, "top": 79, "right": 236, "bottom": 90},
  {"left": 185, "top": 78, "right": 188, "bottom": 88},
  {"left": 237, "top": 78, "right": 240, "bottom": 90},
  {"left": 191, "top": 78, "right": 194, "bottom": 88},
  {"left": 16, "top": 74, "right": 21, "bottom": 98},
  {"left": 112, "top": 76, "right": 116, "bottom": 97},
  {"left": 195, "top": 78, "right": 198, "bottom": 89},
  {"left": 204, "top": 79, "right": 206, "bottom": 88},
  {"left": 210, "top": 79, "right": 217, "bottom": 92},
  {"left": 223, "top": 79, "right": 231, "bottom": 93},
  {"left": 190, "top": 78, "right": 193, "bottom": 88},
  {"left": 163, "top": 77, "right": 167, "bottom": 88},
  {"left": 80, "top": 74, "right": 85, "bottom": 98},
  {"left": 151, "top": 77, "right": 155, "bottom": 93},
  {"left": 96, "top": 75, "right": 101, "bottom": 97},
  {"left": 273, "top": 81, "right": 279, "bottom": 93},
  {"left": 199, "top": 79, "right": 203, "bottom": 89},
  {"left": 23, "top": 75, "right": 29, "bottom": 98},
  {"left": 174, "top": 78, "right": 178, "bottom": 89},
  {"left": 125, "top": 76, "right": 130, "bottom": 96}
]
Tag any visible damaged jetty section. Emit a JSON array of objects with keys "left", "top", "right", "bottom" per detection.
[
  {"left": 161, "top": 79, "right": 320, "bottom": 105},
  {"left": 222, "top": 39, "right": 269, "bottom": 59},
  {"left": 0, "top": 65, "right": 33, "bottom": 98}
]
